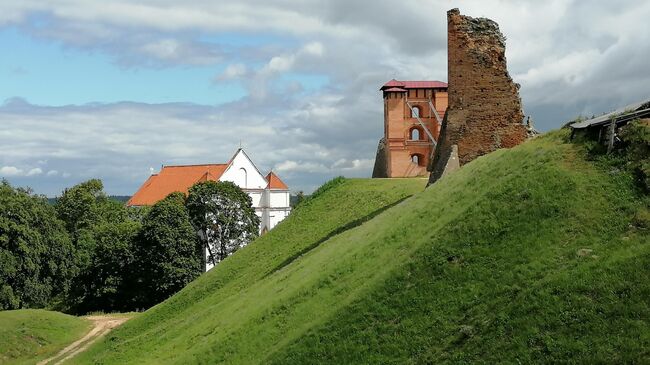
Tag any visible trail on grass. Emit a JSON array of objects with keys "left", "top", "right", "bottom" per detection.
[{"left": 37, "top": 315, "right": 130, "bottom": 365}]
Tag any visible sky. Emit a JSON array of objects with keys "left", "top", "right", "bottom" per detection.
[{"left": 1, "top": 0, "right": 649, "bottom": 196}]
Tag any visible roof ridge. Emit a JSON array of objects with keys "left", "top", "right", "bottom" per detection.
[{"left": 163, "top": 163, "right": 228, "bottom": 168}]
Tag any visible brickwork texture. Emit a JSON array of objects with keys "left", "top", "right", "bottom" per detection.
[{"left": 429, "top": 8, "right": 527, "bottom": 184}]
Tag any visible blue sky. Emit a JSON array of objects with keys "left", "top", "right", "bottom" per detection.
[{"left": 1, "top": 0, "right": 649, "bottom": 196}]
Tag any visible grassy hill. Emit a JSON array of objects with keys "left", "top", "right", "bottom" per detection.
[
  {"left": 75, "top": 131, "right": 648, "bottom": 364},
  {"left": 0, "top": 309, "right": 90, "bottom": 365}
]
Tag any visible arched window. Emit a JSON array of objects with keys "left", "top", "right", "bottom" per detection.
[
  {"left": 411, "top": 154, "right": 424, "bottom": 166},
  {"left": 410, "top": 128, "right": 420, "bottom": 140},
  {"left": 239, "top": 167, "right": 247, "bottom": 188},
  {"left": 411, "top": 106, "right": 420, "bottom": 118}
]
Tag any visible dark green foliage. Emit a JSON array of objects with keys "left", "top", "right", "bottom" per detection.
[
  {"left": 0, "top": 180, "right": 75, "bottom": 310},
  {"left": 135, "top": 192, "right": 202, "bottom": 308},
  {"left": 187, "top": 181, "right": 259, "bottom": 265},
  {"left": 55, "top": 179, "right": 127, "bottom": 272},
  {"left": 619, "top": 119, "right": 650, "bottom": 191},
  {"left": 74, "top": 221, "right": 140, "bottom": 313},
  {"left": 55, "top": 179, "right": 137, "bottom": 312}
]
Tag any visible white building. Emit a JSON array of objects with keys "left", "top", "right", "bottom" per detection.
[
  {"left": 217, "top": 149, "right": 291, "bottom": 233},
  {"left": 127, "top": 149, "right": 292, "bottom": 268}
]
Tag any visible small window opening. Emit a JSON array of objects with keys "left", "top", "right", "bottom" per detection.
[
  {"left": 411, "top": 154, "right": 424, "bottom": 166},
  {"left": 411, "top": 106, "right": 420, "bottom": 118},
  {"left": 410, "top": 128, "right": 420, "bottom": 140}
]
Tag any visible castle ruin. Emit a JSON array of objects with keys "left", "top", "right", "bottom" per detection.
[{"left": 428, "top": 9, "right": 528, "bottom": 184}]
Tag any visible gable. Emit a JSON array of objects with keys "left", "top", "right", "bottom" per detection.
[{"left": 219, "top": 149, "right": 268, "bottom": 189}]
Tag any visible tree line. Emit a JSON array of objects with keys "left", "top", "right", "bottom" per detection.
[{"left": 0, "top": 179, "right": 259, "bottom": 313}]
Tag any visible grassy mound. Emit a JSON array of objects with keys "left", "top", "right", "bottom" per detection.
[
  {"left": 0, "top": 309, "right": 90, "bottom": 365},
  {"left": 78, "top": 131, "right": 648, "bottom": 364}
]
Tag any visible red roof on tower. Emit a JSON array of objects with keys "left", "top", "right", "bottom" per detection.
[
  {"left": 266, "top": 171, "right": 289, "bottom": 190},
  {"left": 380, "top": 79, "right": 448, "bottom": 90}
]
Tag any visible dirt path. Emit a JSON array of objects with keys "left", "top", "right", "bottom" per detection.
[{"left": 37, "top": 315, "right": 131, "bottom": 365}]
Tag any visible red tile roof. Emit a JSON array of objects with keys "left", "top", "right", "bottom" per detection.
[
  {"left": 266, "top": 171, "right": 289, "bottom": 190},
  {"left": 127, "top": 164, "right": 227, "bottom": 206},
  {"left": 381, "top": 79, "right": 448, "bottom": 90}
]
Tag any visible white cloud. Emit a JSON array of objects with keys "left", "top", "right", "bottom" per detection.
[
  {"left": 0, "top": 166, "right": 23, "bottom": 176},
  {"left": 302, "top": 41, "right": 324, "bottom": 57},
  {"left": 0, "top": 166, "right": 43, "bottom": 177},
  {"left": 26, "top": 167, "right": 43, "bottom": 176},
  {"left": 265, "top": 55, "right": 295, "bottom": 73},
  {"left": 218, "top": 63, "right": 248, "bottom": 80},
  {"left": 141, "top": 39, "right": 181, "bottom": 59},
  {"left": 2, "top": 0, "right": 650, "bottom": 195},
  {"left": 46, "top": 170, "right": 59, "bottom": 176}
]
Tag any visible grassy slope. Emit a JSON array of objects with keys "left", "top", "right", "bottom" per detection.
[
  {"left": 0, "top": 309, "right": 90, "bottom": 365},
  {"left": 78, "top": 131, "right": 648, "bottom": 364},
  {"left": 75, "top": 177, "right": 426, "bottom": 364}
]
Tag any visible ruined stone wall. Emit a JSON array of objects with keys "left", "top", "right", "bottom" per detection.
[
  {"left": 429, "top": 8, "right": 527, "bottom": 184},
  {"left": 371, "top": 138, "right": 388, "bottom": 178}
]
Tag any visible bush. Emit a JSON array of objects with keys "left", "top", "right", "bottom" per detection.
[{"left": 619, "top": 119, "right": 650, "bottom": 192}]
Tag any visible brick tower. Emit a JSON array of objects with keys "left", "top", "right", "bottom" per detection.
[
  {"left": 428, "top": 9, "right": 527, "bottom": 184},
  {"left": 372, "top": 79, "right": 448, "bottom": 178}
]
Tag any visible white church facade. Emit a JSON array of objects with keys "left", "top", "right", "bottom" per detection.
[{"left": 127, "top": 148, "right": 291, "bottom": 237}]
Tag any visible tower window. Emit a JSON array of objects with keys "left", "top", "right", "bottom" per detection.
[
  {"left": 410, "top": 127, "right": 421, "bottom": 140},
  {"left": 411, "top": 154, "right": 424, "bottom": 166},
  {"left": 411, "top": 106, "right": 421, "bottom": 118}
]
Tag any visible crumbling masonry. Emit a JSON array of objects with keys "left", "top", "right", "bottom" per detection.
[{"left": 428, "top": 9, "right": 528, "bottom": 184}]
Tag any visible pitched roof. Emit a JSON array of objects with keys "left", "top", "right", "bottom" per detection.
[
  {"left": 570, "top": 98, "right": 650, "bottom": 129},
  {"left": 381, "top": 79, "right": 448, "bottom": 90},
  {"left": 127, "top": 164, "right": 227, "bottom": 206},
  {"left": 266, "top": 171, "right": 289, "bottom": 190}
]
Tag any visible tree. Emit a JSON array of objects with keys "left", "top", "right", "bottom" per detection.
[
  {"left": 0, "top": 180, "right": 76, "bottom": 309},
  {"left": 186, "top": 181, "right": 260, "bottom": 267},
  {"left": 55, "top": 179, "right": 127, "bottom": 269},
  {"left": 135, "top": 192, "right": 202, "bottom": 308},
  {"left": 74, "top": 221, "right": 140, "bottom": 313},
  {"left": 54, "top": 179, "right": 133, "bottom": 312}
]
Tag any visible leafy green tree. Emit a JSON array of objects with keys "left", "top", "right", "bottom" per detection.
[
  {"left": 55, "top": 179, "right": 127, "bottom": 268},
  {"left": 186, "top": 181, "right": 260, "bottom": 267},
  {"left": 135, "top": 192, "right": 202, "bottom": 308},
  {"left": 74, "top": 221, "right": 140, "bottom": 313},
  {"left": 55, "top": 179, "right": 133, "bottom": 312},
  {"left": 0, "top": 180, "right": 76, "bottom": 309}
]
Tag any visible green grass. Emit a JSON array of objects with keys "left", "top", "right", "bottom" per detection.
[
  {"left": 75, "top": 131, "right": 648, "bottom": 364},
  {"left": 0, "top": 309, "right": 91, "bottom": 365}
]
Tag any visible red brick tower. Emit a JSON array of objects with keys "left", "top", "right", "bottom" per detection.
[{"left": 373, "top": 79, "right": 448, "bottom": 178}]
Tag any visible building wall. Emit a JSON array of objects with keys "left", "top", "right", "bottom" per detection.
[
  {"left": 429, "top": 9, "right": 527, "bottom": 184},
  {"left": 205, "top": 149, "right": 292, "bottom": 271},
  {"left": 384, "top": 88, "right": 448, "bottom": 177},
  {"left": 269, "top": 190, "right": 290, "bottom": 209},
  {"left": 220, "top": 151, "right": 268, "bottom": 189}
]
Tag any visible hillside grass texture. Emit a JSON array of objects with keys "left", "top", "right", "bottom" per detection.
[
  {"left": 76, "top": 131, "right": 648, "bottom": 364},
  {"left": 0, "top": 309, "right": 91, "bottom": 365}
]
